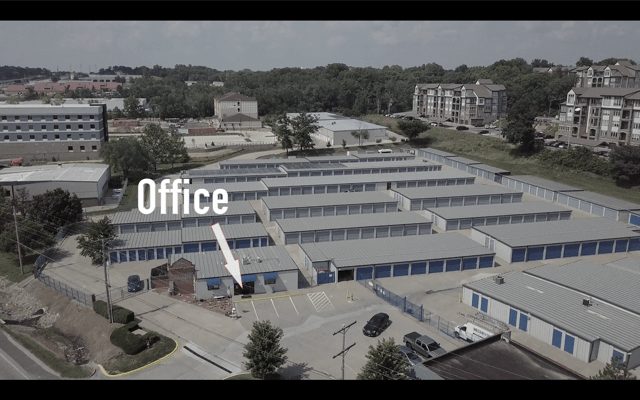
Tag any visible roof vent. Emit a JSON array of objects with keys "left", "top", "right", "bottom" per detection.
[
  {"left": 583, "top": 298, "right": 592, "bottom": 307},
  {"left": 494, "top": 275, "right": 504, "bottom": 285},
  {"left": 242, "top": 256, "right": 250, "bottom": 265}
]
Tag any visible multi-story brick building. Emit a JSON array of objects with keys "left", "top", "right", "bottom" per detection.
[
  {"left": 412, "top": 79, "right": 507, "bottom": 126},
  {"left": 0, "top": 103, "right": 109, "bottom": 161},
  {"left": 557, "top": 86, "right": 640, "bottom": 147}
]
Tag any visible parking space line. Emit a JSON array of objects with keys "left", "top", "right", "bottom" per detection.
[
  {"left": 271, "top": 299, "right": 279, "bottom": 318},
  {"left": 307, "top": 292, "right": 334, "bottom": 312},
  {"left": 252, "top": 301, "right": 259, "bottom": 321},
  {"left": 289, "top": 297, "right": 299, "bottom": 315}
]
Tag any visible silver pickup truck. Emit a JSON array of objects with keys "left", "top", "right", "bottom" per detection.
[{"left": 403, "top": 332, "right": 447, "bottom": 359}]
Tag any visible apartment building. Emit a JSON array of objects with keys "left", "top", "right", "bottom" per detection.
[
  {"left": 0, "top": 103, "right": 109, "bottom": 161},
  {"left": 557, "top": 87, "right": 640, "bottom": 147},
  {"left": 413, "top": 79, "right": 507, "bottom": 126},
  {"left": 213, "top": 92, "right": 258, "bottom": 119},
  {"left": 572, "top": 61, "right": 640, "bottom": 89}
]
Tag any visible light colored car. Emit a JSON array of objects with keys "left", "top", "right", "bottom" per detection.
[
  {"left": 430, "top": 122, "right": 438, "bottom": 126},
  {"left": 398, "top": 345, "right": 423, "bottom": 367}
]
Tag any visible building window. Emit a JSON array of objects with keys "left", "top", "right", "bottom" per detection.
[
  {"left": 65, "top": 115, "right": 70, "bottom": 120},
  {"left": 1, "top": 116, "right": 5, "bottom": 121},
  {"left": 27, "top": 115, "right": 32, "bottom": 120},
  {"left": 79, "top": 133, "right": 83, "bottom": 139},
  {"left": 55, "top": 134, "right": 60, "bottom": 139},
  {"left": 602, "top": 119, "right": 609, "bottom": 127},
  {"left": 613, "top": 110, "right": 621, "bottom": 117},
  {"left": 79, "top": 124, "right": 83, "bottom": 129},
  {"left": 67, "top": 134, "right": 72, "bottom": 139},
  {"left": 90, "top": 124, "right": 95, "bottom": 129},
  {"left": 66, "top": 125, "right": 71, "bottom": 130},
  {"left": 68, "top": 146, "right": 73, "bottom": 152},
  {"left": 41, "top": 125, "right": 46, "bottom": 130},
  {"left": 80, "top": 146, "right": 85, "bottom": 152},
  {"left": 29, "top": 135, "right": 35, "bottom": 140},
  {"left": 17, "top": 135, "right": 22, "bottom": 140},
  {"left": 28, "top": 125, "right": 33, "bottom": 130},
  {"left": 15, "top": 116, "right": 19, "bottom": 121},
  {"left": 16, "top": 125, "right": 21, "bottom": 130},
  {"left": 54, "top": 125, "right": 59, "bottom": 130},
  {"left": 91, "top": 133, "right": 96, "bottom": 138},
  {"left": 43, "top": 135, "right": 47, "bottom": 140},
  {"left": 92, "top": 145, "right": 97, "bottom": 152},
  {"left": 53, "top": 115, "right": 58, "bottom": 120},
  {"left": 89, "top": 115, "right": 94, "bottom": 120},
  {"left": 3, "top": 136, "right": 8, "bottom": 140},
  {"left": 2, "top": 126, "right": 6, "bottom": 131},
  {"left": 77, "top": 115, "right": 82, "bottom": 120}
]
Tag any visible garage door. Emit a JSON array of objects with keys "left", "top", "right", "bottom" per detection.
[
  {"left": 347, "top": 229, "right": 360, "bottom": 240},
  {"left": 385, "top": 203, "right": 397, "bottom": 212},
  {"left": 630, "top": 214, "right": 640, "bottom": 226},
  {"left": 446, "top": 220, "right": 459, "bottom": 230},
  {"left": 568, "top": 197, "right": 580, "bottom": 209},
  {"left": 356, "top": 267, "right": 373, "bottom": 281},
  {"left": 296, "top": 208, "right": 310, "bottom": 218},
  {"left": 376, "top": 227, "right": 389, "bottom": 238},
  {"left": 348, "top": 205, "right": 361, "bottom": 215},
  {"left": 423, "top": 199, "right": 436, "bottom": 208},
  {"left": 436, "top": 198, "right": 450, "bottom": 207},
  {"left": 327, "top": 185, "right": 339, "bottom": 194},
  {"left": 513, "top": 193, "right": 523, "bottom": 203},
  {"left": 485, "top": 217, "right": 498, "bottom": 226},
  {"left": 310, "top": 207, "right": 323, "bottom": 217},
  {"left": 462, "top": 258, "right": 477, "bottom": 270},
  {"left": 291, "top": 187, "right": 302, "bottom": 195},
  {"left": 302, "top": 187, "right": 313, "bottom": 195},
  {"left": 375, "top": 265, "right": 392, "bottom": 279},
  {"left": 232, "top": 193, "right": 245, "bottom": 201},
  {"left": 236, "top": 239, "right": 251, "bottom": 249},
  {"left": 547, "top": 213, "right": 560, "bottom": 221},
  {"left": 512, "top": 248, "right": 526, "bottom": 263},
  {"left": 535, "top": 214, "right": 548, "bottom": 222},
  {"left": 393, "top": 264, "right": 409, "bottom": 277},
  {"left": 490, "top": 195, "right": 501, "bottom": 204},
  {"left": 479, "top": 256, "right": 493, "bottom": 269},
  {"left": 316, "top": 231, "right": 330, "bottom": 242},
  {"left": 459, "top": 219, "right": 473, "bottom": 230},
  {"left": 630, "top": 238, "right": 640, "bottom": 251},
  {"left": 410, "top": 201, "right": 421, "bottom": 211},
  {"left": 579, "top": 200, "right": 591, "bottom": 212},
  {"left": 498, "top": 216, "right": 510, "bottom": 225},
  {"left": 336, "top": 206, "right": 348, "bottom": 216},
  {"left": 472, "top": 218, "right": 485, "bottom": 227},
  {"left": 604, "top": 208, "right": 618, "bottom": 220},
  {"left": 592, "top": 205, "right": 604, "bottom": 217},
  {"left": 227, "top": 216, "right": 241, "bottom": 224},
  {"left": 314, "top": 186, "right": 325, "bottom": 194},
  {"left": 331, "top": 230, "right": 345, "bottom": 241},
  {"left": 580, "top": 242, "right": 598, "bottom": 256},
  {"left": 405, "top": 225, "right": 417, "bottom": 236},
  {"left": 418, "top": 224, "right": 431, "bottom": 235},
  {"left": 390, "top": 226, "right": 404, "bottom": 237},
  {"left": 361, "top": 204, "right": 373, "bottom": 214},
  {"left": 184, "top": 243, "right": 199, "bottom": 253},
  {"left": 445, "top": 259, "right": 461, "bottom": 272},
  {"left": 526, "top": 247, "right": 545, "bottom": 261},
  {"left": 365, "top": 184, "right": 376, "bottom": 191},
  {"left": 429, "top": 260, "right": 444, "bottom": 273},
  {"left": 352, "top": 184, "right": 363, "bottom": 192},
  {"left": 511, "top": 215, "right": 523, "bottom": 224},
  {"left": 374, "top": 204, "right": 385, "bottom": 213},
  {"left": 242, "top": 215, "right": 255, "bottom": 223},
  {"left": 285, "top": 234, "right": 299, "bottom": 245},
  {"left": 563, "top": 243, "right": 580, "bottom": 258},
  {"left": 269, "top": 210, "right": 282, "bottom": 220},
  {"left": 477, "top": 196, "right": 490, "bottom": 205},
  {"left": 545, "top": 245, "right": 562, "bottom": 259},
  {"left": 615, "top": 239, "right": 629, "bottom": 253},
  {"left": 464, "top": 196, "right": 477, "bottom": 206},
  {"left": 451, "top": 197, "right": 464, "bottom": 207},
  {"left": 120, "top": 224, "right": 135, "bottom": 234},
  {"left": 283, "top": 209, "right": 296, "bottom": 219},
  {"left": 361, "top": 228, "right": 375, "bottom": 239},
  {"left": 500, "top": 194, "right": 511, "bottom": 204},
  {"left": 411, "top": 262, "right": 426, "bottom": 275},
  {"left": 598, "top": 240, "right": 614, "bottom": 254},
  {"left": 201, "top": 242, "right": 217, "bottom": 252},
  {"left": 300, "top": 232, "right": 315, "bottom": 244}
]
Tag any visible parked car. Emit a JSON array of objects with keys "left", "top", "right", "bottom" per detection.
[
  {"left": 403, "top": 332, "right": 447, "bottom": 358},
  {"left": 456, "top": 126, "right": 469, "bottom": 131},
  {"left": 127, "top": 275, "right": 144, "bottom": 292},
  {"left": 430, "top": 122, "right": 439, "bottom": 126},
  {"left": 454, "top": 322, "right": 493, "bottom": 342},
  {"left": 362, "top": 313, "right": 390, "bottom": 337},
  {"left": 405, "top": 116, "right": 414, "bottom": 120},
  {"left": 478, "top": 130, "right": 490, "bottom": 135},
  {"left": 486, "top": 124, "right": 497, "bottom": 129},
  {"left": 398, "top": 345, "right": 423, "bottom": 367}
]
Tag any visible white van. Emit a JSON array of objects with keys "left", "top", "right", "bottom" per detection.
[
  {"left": 378, "top": 149, "right": 393, "bottom": 154},
  {"left": 454, "top": 322, "right": 493, "bottom": 342}
]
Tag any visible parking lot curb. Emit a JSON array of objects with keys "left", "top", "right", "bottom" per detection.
[
  {"left": 232, "top": 293, "right": 303, "bottom": 303},
  {"left": 98, "top": 339, "right": 179, "bottom": 378}
]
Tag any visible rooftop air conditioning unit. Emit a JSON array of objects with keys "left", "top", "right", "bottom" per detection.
[
  {"left": 494, "top": 276, "right": 504, "bottom": 285},
  {"left": 583, "top": 298, "right": 592, "bottom": 307}
]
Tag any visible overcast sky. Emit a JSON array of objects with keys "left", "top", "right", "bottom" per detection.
[{"left": 2, "top": 21, "right": 639, "bottom": 73}]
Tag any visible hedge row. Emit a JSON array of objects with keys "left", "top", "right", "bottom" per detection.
[
  {"left": 92, "top": 300, "right": 135, "bottom": 324},
  {"left": 109, "top": 321, "right": 160, "bottom": 355}
]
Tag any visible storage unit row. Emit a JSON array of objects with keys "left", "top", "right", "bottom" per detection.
[{"left": 391, "top": 185, "right": 523, "bottom": 211}]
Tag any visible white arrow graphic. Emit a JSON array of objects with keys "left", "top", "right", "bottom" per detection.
[{"left": 211, "top": 223, "right": 242, "bottom": 289}]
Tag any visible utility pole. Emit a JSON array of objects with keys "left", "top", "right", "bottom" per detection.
[
  {"left": 102, "top": 239, "right": 113, "bottom": 323},
  {"left": 333, "top": 321, "right": 356, "bottom": 380},
  {"left": 13, "top": 206, "right": 23, "bottom": 275}
]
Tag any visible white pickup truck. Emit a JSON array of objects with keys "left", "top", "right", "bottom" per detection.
[{"left": 454, "top": 322, "right": 493, "bottom": 342}]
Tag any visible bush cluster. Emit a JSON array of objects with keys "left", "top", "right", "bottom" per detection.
[
  {"left": 535, "top": 147, "right": 613, "bottom": 178},
  {"left": 109, "top": 321, "right": 160, "bottom": 355},
  {"left": 92, "top": 300, "right": 135, "bottom": 324}
]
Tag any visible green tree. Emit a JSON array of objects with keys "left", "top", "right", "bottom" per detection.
[
  {"left": 357, "top": 337, "right": 410, "bottom": 380},
  {"left": 341, "top": 139, "right": 347, "bottom": 149},
  {"left": 609, "top": 145, "right": 640, "bottom": 187},
  {"left": 0, "top": 219, "right": 55, "bottom": 255},
  {"left": 124, "top": 95, "right": 143, "bottom": 119},
  {"left": 397, "top": 119, "right": 429, "bottom": 141},
  {"left": 289, "top": 112, "right": 319, "bottom": 151},
  {"left": 27, "top": 188, "right": 83, "bottom": 234},
  {"left": 242, "top": 320, "right": 288, "bottom": 380},
  {"left": 350, "top": 130, "right": 370, "bottom": 147},
  {"left": 76, "top": 218, "right": 117, "bottom": 264},
  {"left": 272, "top": 114, "right": 294, "bottom": 155},
  {"left": 99, "top": 136, "right": 150, "bottom": 178},
  {"left": 139, "top": 124, "right": 171, "bottom": 171},
  {"left": 164, "top": 129, "right": 190, "bottom": 168},
  {"left": 591, "top": 355, "right": 637, "bottom": 380},
  {"left": 576, "top": 57, "right": 594, "bottom": 67}
]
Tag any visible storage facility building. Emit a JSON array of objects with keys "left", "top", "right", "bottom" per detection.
[
  {"left": 442, "top": 156, "right": 482, "bottom": 171},
  {"left": 390, "top": 185, "right": 523, "bottom": 211},
  {"left": 260, "top": 191, "right": 399, "bottom": 221},
  {"left": 462, "top": 271, "right": 640, "bottom": 369},
  {"left": 176, "top": 246, "right": 300, "bottom": 299},
  {"left": 184, "top": 168, "right": 287, "bottom": 184},
  {"left": 465, "top": 164, "right": 511, "bottom": 183},
  {"left": 299, "top": 234, "right": 495, "bottom": 285},
  {"left": 261, "top": 171, "right": 475, "bottom": 196},
  {"left": 556, "top": 190, "right": 640, "bottom": 223},
  {"left": 350, "top": 152, "right": 415, "bottom": 162},
  {"left": 187, "top": 181, "right": 268, "bottom": 202},
  {"left": 500, "top": 175, "right": 584, "bottom": 202},
  {"left": 425, "top": 202, "right": 573, "bottom": 231},
  {"left": 470, "top": 217, "right": 640, "bottom": 263},
  {"left": 279, "top": 160, "right": 440, "bottom": 177},
  {"left": 219, "top": 158, "right": 309, "bottom": 169},
  {"left": 417, "top": 148, "right": 456, "bottom": 164},
  {"left": 109, "top": 222, "right": 269, "bottom": 263},
  {"left": 274, "top": 211, "right": 432, "bottom": 244}
]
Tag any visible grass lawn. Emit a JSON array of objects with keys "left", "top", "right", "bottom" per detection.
[
  {"left": 420, "top": 128, "right": 640, "bottom": 204},
  {"left": 0, "top": 251, "right": 40, "bottom": 283}
]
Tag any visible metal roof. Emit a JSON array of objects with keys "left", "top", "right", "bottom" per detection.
[
  {"left": 464, "top": 271, "right": 640, "bottom": 352},
  {"left": 275, "top": 211, "right": 431, "bottom": 233},
  {"left": 280, "top": 160, "right": 433, "bottom": 172},
  {"left": 562, "top": 190, "right": 640, "bottom": 211},
  {"left": 261, "top": 171, "right": 474, "bottom": 188},
  {"left": 184, "top": 168, "right": 286, "bottom": 178},
  {"left": 470, "top": 164, "right": 511, "bottom": 175},
  {"left": 304, "top": 155, "right": 359, "bottom": 162},
  {"left": 472, "top": 217, "right": 640, "bottom": 247},
  {"left": 181, "top": 223, "right": 268, "bottom": 243},
  {"left": 503, "top": 175, "right": 584, "bottom": 192},
  {"left": 219, "top": 158, "right": 308, "bottom": 167},
  {"left": 391, "top": 184, "right": 522, "bottom": 199},
  {"left": 179, "top": 245, "right": 299, "bottom": 280},
  {"left": 317, "top": 119, "right": 387, "bottom": 132},
  {"left": 112, "top": 223, "right": 267, "bottom": 249},
  {"left": 261, "top": 191, "right": 397, "bottom": 209},
  {"left": 428, "top": 201, "right": 572, "bottom": 220},
  {"left": 446, "top": 156, "right": 482, "bottom": 165},
  {"left": 525, "top": 258, "right": 640, "bottom": 316},
  {"left": 279, "top": 163, "right": 347, "bottom": 171},
  {"left": 109, "top": 201, "right": 256, "bottom": 225},
  {"left": 419, "top": 148, "right": 457, "bottom": 157},
  {"left": 351, "top": 153, "right": 414, "bottom": 160},
  {"left": 184, "top": 181, "right": 268, "bottom": 193},
  {"left": 0, "top": 163, "right": 109, "bottom": 184},
  {"left": 300, "top": 233, "right": 494, "bottom": 268}
]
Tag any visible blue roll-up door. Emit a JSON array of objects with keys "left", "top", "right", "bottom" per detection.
[
  {"left": 581, "top": 242, "right": 597, "bottom": 256},
  {"left": 526, "top": 247, "right": 544, "bottom": 261},
  {"left": 184, "top": 243, "right": 200, "bottom": 253},
  {"left": 129, "top": 250, "right": 137, "bottom": 262},
  {"left": 519, "top": 314, "right": 528, "bottom": 332},
  {"left": 630, "top": 238, "right": 640, "bottom": 252},
  {"left": 261, "top": 238, "right": 268, "bottom": 247},
  {"left": 236, "top": 239, "right": 251, "bottom": 249},
  {"left": 138, "top": 250, "right": 146, "bottom": 261},
  {"left": 166, "top": 248, "right": 173, "bottom": 258},
  {"left": 445, "top": 259, "right": 461, "bottom": 272},
  {"left": 615, "top": 239, "right": 629, "bottom": 253},
  {"left": 147, "top": 249, "right": 155, "bottom": 260},
  {"left": 480, "top": 297, "right": 488, "bottom": 312},
  {"left": 545, "top": 245, "right": 562, "bottom": 259},
  {"left": 462, "top": 258, "right": 477, "bottom": 270},
  {"left": 598, "top": 240, "right": 614, "bottom": 254},
  {"left": 563, "top": 244, "right": 580, "bottom": 258},
  {"left": 226, "top": 240, "right": 234, "bottom": 249},
  {"left": 472, "top": 293, "right": 479, "bottom": 308},
  {"left": 479, "top": 256, "right": 493, "bottom": 269},
  {"left": 174, "top": 247, "right": 182, "bottom": 254},
  {"left": 375, "top": 265, "right": 392, "bottom": 279},
  {"left": 356, "top": 267, "right": 373, "bottom": 281},
  {"left": 119, "top": 251, "right": 127, "bottom": 263},
  {"left": 509, "top": 309, "right": 518, "bottom": 326},
  {"left": 630, "top": 214, "right": 640, "bottom": 227},
  {"left": 110, "top": 252, "right": 118, "bottom": 264},
  {"left": 411, "top": 262, "right": 426, "bottom": 275},
  {"left": 156, "top": 248, "right": 165, "bottom": 259},
  {"left": 552, "top": 329, "right": 562, "bottom": 348},
  {"left": 393, "top": 264, "right": 409, "bottom": 277},
  {"left": 511, "top": 248, "right": 526, "bottom": 263},
  {"left": 612, "top": 350, "right": 625, "bottom": 363},
  {"left": 564, "top": 334, "right": 575, "bottom": 354},
  {"left": 429, "top": 260, "right": 444, "bottom": 273}
]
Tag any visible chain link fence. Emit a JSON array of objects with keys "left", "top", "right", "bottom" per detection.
[{"left": 37, "top": 272, "right": 94, "bottom": 308}]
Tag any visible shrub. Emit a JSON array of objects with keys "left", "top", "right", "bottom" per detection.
[
  {"left": 110, "top": 325, "right": 147, "bottom": 355},
  {"left": 92, "top": 300, "right": 135, "bottom": 324},
  {"left": 376, "top": 138, "right": 382, "bottom": 144}
]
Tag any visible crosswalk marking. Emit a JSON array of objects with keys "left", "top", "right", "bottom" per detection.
[{"left": 307, "top": 292, "right": 334, "bottom": 312}]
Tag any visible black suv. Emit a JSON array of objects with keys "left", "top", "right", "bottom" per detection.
[{"left": 456, "top": 126, "right": 469, "bottom": 131}]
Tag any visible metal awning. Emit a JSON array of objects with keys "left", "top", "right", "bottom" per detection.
[
  {"left": 207, "top": 278, "right": 221, "bottom": 286},
  {"left": 264, "top": 272, "right": 278, "bottom": 280},
  {"left": 233, "top": 274, "right": 257, "bottom": 283}
]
